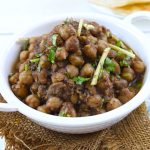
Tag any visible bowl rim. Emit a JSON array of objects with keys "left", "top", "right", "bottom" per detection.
[{"left": 0, "top": 13, "right": 150, "bottom": 127}]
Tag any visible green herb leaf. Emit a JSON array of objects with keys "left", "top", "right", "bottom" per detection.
[
  {"left": 117, "top": 52, "right": 124, "bottom": 57},
  {"left": 104, "top": 57, "right": 116, "bottom": 73},
  {"left": 35, "top": 53, "right": 43, "bottom": 58},
  {"left": 30, "top": 58, "right": 40, "bottom": 63},
  {"left": 120, "top": 60, "right": 129, "bottom": 67},
  {"left": 73, "top": 76, "right": 90, "bottom": 85},
  {"left": 59, "top": 111, "right": 67, "bottom": 117},
  {"left": 64, "top": 18, "right": 70, "bottom": 24},
  {"left": 125, "top": 55, "right": 131, "bottom": 61},
  {"left": 116, "top": 40, "right": 122, "bottom": 47},
  {"left": 51, "top": 34, "right": 58, "bottom": 46},
  {"left": 24, "top": 64, "right": 29, "bottom": 71},
  {"left": 57, "top": 47, "right": 62, "bottom": 51},
  {"left": 47, "top": 46, "right": 61, "bottom": 63},
  {"left": 116, "top": 74, "right": 121, "bottom": 79},
  {"left": 137, "top": 83, "right": 142, "bottom": 89},
  {"left": 48, "top": 49, "right": 55, "bottom": 64}
]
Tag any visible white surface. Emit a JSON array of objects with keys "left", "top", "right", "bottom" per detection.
[{"left": 0, "top": 0, "right": 150, "bottom": 148}]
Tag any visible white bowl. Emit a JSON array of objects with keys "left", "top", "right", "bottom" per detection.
[{"left": 0, "top": 13, "right": 150, "bottom": 134}]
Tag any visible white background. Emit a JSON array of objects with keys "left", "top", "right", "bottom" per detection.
[{"left": 0, "top": 0, "right": 150, "bottom": 149}]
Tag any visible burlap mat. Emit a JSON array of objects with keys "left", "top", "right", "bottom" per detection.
[{"left": 0, "top": 95, "right": 150, "bottom": 150}]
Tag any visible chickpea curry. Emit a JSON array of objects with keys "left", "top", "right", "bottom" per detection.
[{"left": 9, "top": 19, "right": 145, "bottom": 117}]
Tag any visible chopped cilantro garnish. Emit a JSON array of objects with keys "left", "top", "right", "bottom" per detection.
[
  {"left": 47, "top": 46, "right": 62, "bottom": 63},
  {"left": 104, "top": 57, "right": 116, "bottom": 73},
  {"left": 63, "top": 18, "right": 70, "bottom": 24},
  {"left": 120, "top": 60, "right": 129, "bottom": 67},
  {"left": 59, "top": 111, "right": 67, "bottom": 117},
  {"left": 57, "top": 47, "right": 62, "bottom": 51},
  {"left": 125, "top": 55, "right": 131, "bottom": 61},
  {"left": 35, "top": 53, "right": 43, "bottom": 58},
  {"left": 73, "top": 76, "right": 90, "bottom": 85},
  {"left": 24, "top": 64, "right": 29, "bottom": 71},
  {"left": 116, "top": 40, "right": 122, "bottom": 47},
  {"left": 48, "top": 46, "right": 57, "bottom": 63},
  {"left": 48, "top": 49, "right": 55, "bottom": 64},
  {"left": 116, "top": 74, "right": 121, "bottom": 79},
  {"left": 30, "top": 58, "right": 40, "bottom": 63},
  {"left": 136, "top": 82, "right": 142, "bottom": 89},
  {"left": 51, "top": 34, "right": 58, "bottom": 46}
]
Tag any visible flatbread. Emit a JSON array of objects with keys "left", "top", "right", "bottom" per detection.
[
  {"left": 89, "top": 0, "right": 150, "bottom": 8},
  {"left": 114, "top": 3, "right": 150, "bottom": 14}
]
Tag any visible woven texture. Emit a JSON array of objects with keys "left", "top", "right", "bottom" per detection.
[{"left": 0, "top": 95, "right": 150, "bottom": 150}]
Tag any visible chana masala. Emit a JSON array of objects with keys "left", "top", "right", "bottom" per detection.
[{"left": 9, "top": 19, "right": 145, "bottom": 117}]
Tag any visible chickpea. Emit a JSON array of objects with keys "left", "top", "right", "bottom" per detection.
[
  {"left": 118, "top": 88, "right": 135, "bottom": 103},
  {"left": 104, "top": 88, "right": 114, "bottom": 100},
  {"left": 78, "top": 104, "right": 90, "bottom": 115},
  {"left": 113, "top": 60, "right": 120, "bottom": 74},
  {"left": 19, "top": 62, "right": 26, "bottom": 72},
  {"left": 30, "top": 82, "right": 38, "bottom": 94},
  {"left": 28, "top": 44, "right": 34, "bottom": 52},
  {"left": 65, "top": 36, "right": 79, "bottom": 52},
  {"left": 97, "top": 109, "right": 106, "bottom": 114},
  {"left": 39, "top": 40, "right": 46, "bottom": 52},
  {"left": 97, "top": 40, "right": 108, "bottom": 54},
  {"left": 113, "top": 79, "right": 128, "bottom": 89},
  {"left": 70, "top": 93, "right": 78, "bottom": 104},
  {"left": 80, "top": 63, "right": 94, "bottom": 77},
  {"left": 38, "top": 69, "right": 47, "bottom": 84},
  {"left": 25, "top": 95, "right": 40, "bottom": 108},
  {"left": 87, "top": 35, "right": 97, "bottom": 44},
  {"left": 29, "top": 37, "right": 37, "bottom": 44},
  {"left": 37, "top": 85, "right": 47, "bottom": 98},
  {"left": 12, "top": 83, "right": 28, "bottom": 99},
  {"left": 66, "top": 65, "right": 79, "bottom": 78},
  {"left": 37, "top": 105, "right": 49, "bottom": 113},
  {"left": 29, "top": 52, "right": 34, "bottom": 59},
  {"left": 69, "top": 54, "right": 84, "bottom": 67},
  {"left": 56, "top": 34, "right": 64, "bottom": 46},
  {"left": 90, "top": 22, "right": 100, "bottom": 37},
  {"left": 55, "top": 47, "right": 68, "bottom": 61},
  {"left": 97, "top": 72, "right": 113, "bottom": 90},
  {"left": 59, "top": 102, "right": 77, "bottom": 117},
  {"left": 19, "top": 71, "right": 33, "bottom": 85},
  {"left": 121, "top": 67, "right": 135, "bottom": 81},
  {"left": 83, "top": 44, "right": 97, "bottom": 60},
  {"left": 51, "top": 72, "right": 65, "bottom": 83},
  {"left": 46, "top": 97, "right": 62, "bottom": 111},
  {"left": 9, "top": 73, "right": 19, "bottom": 84},
  {"left": 132, "top": 60, "right": 145, "bottom": 73},
  {"left": 39, "top": 55, "right": 51, "bottom": 69},
  {"left": 85, "top": 83, "right": 97, "bottom": 95},
  {"left": 32, "top": 71, "right": 38, "bottom": 82},
  {"left": 108, "top": 50, "right": 117, "bottom": 58},
  {"left": 58, "top": 24, "right": 76, "bottom": 40},
  {"left": 106, "top": 98, "right": 122, "bottom": 111},
  {"left": 20, "top": 51, "right": 29, "bottom": 62},
  {"left": 100, "top": 33, "right": 108, "bottom": 41},
  {"left": 87, "top": 95, "right": 102, "bottom": 108}
]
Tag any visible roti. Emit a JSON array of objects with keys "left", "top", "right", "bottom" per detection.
[{"left": 89, "top": 0, "right": 150, "bottom": 8}]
